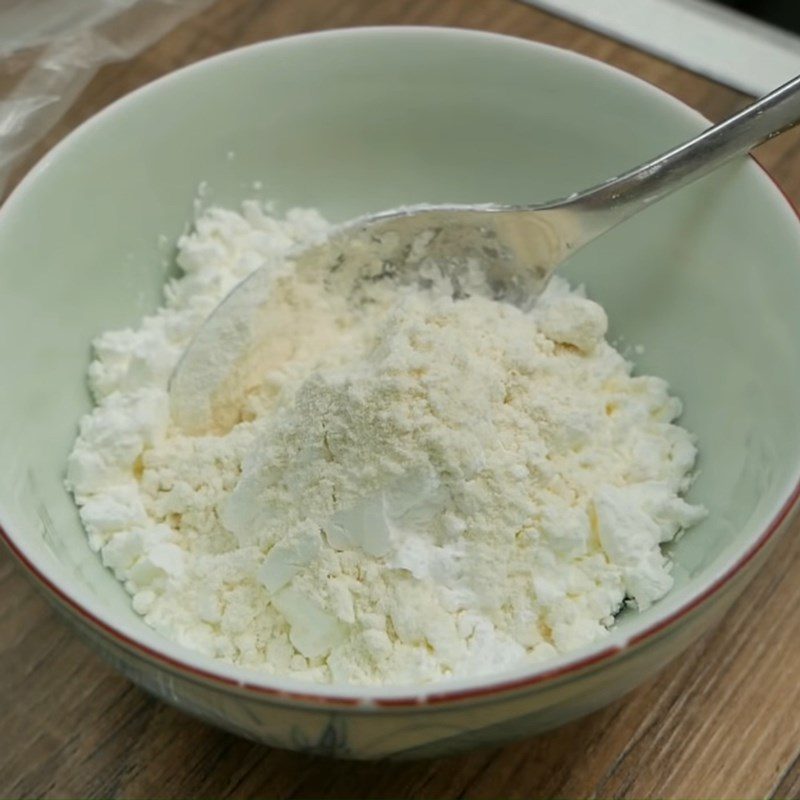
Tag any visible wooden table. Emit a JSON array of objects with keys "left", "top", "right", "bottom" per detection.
[{"left": 2, "top": 1, "right": 799, "bottom": 797}]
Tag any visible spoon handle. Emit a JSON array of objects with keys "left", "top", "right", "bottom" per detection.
[{"left": 561, "top": 73, "right": 800, "bottom": 240}]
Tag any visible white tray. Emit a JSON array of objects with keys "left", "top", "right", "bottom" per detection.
[{"left": 525, "top": 0, "right": 800, "bottom": 96}]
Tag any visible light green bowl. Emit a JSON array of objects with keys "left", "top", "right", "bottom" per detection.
[{"left": 1, "top": 27, "right": 799, "bottom": 759}]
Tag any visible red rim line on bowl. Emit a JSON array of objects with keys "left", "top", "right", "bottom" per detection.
[{"left": 1, "top": 28, "right": 799, "bottom": 710}]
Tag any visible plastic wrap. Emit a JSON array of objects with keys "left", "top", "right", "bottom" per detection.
[{"left": 0, "top": 0, "right": 215, "bottom": 194}]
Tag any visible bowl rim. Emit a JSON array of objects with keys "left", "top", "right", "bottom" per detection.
[{"left": 2, "top": 24, "right": 800, "bottom": 710}]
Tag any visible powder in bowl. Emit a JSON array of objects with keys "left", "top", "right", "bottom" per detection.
[{"left": 66, "top": 199, "right": 705, "bottom": 686}]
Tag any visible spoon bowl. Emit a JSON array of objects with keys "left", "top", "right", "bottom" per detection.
[{"left": 169, "top": 202, "right": 575, "bottom": 433}]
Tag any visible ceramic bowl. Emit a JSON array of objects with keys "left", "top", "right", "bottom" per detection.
[{"left": 1, "top": 27, "right": 799, "bottom": 760}]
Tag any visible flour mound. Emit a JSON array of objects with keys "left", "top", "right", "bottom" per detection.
[{"left": 66, "top": 200, "right": 705, "bottom": 686}]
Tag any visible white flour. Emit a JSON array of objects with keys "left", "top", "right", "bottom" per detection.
[{"left": 66, "top": 200, "right": 706, "bottom": 685}]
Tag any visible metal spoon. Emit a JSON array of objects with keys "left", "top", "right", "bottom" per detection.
[{"left": 171, "top": 74, "right": 800, "bottom": 435}]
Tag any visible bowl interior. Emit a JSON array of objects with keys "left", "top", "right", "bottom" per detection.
[{"left": 1, "top": 28, "right": 799, "bottom": 692}]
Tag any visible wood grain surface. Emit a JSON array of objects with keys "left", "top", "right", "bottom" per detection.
[{"left": 2, "top": 1, "right": 800, "bottom": 798}]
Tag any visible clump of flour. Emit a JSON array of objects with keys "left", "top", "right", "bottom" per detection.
[{"left": 66, "top": 199, "right": 705, "bottom": 685}]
